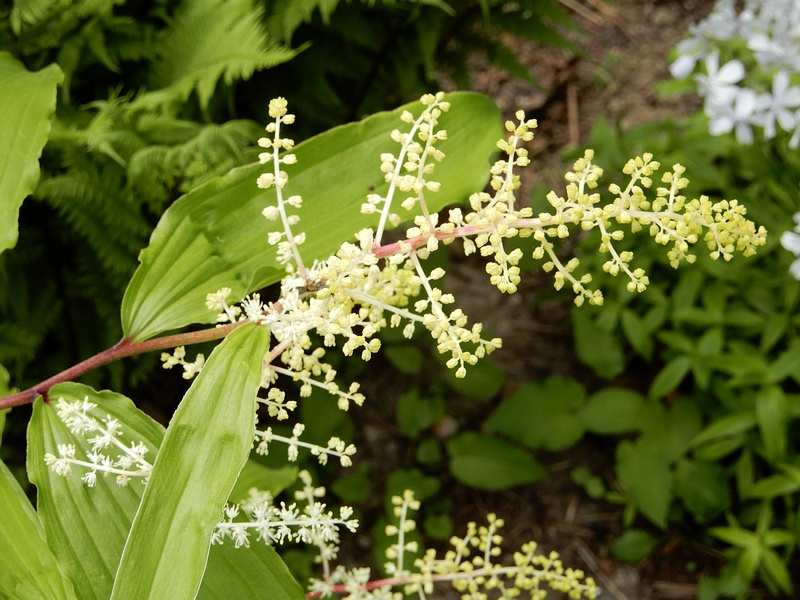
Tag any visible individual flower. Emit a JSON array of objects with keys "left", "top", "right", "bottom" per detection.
[
  {"left": 759, "top": 71, "right": 800, "bottom": 139},
  {"left": 695, "top": 51, "right": 745, "bottom": 110},
  {"left": 780, "top": 213, "right": 800, "bottom": 279},
  {"left": 707, "top": 87, "right": 760, "bottom": 144}
]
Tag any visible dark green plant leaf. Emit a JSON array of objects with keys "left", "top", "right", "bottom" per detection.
[
  {"left": 760, "top": 547, "right": 793, "bottom": 595},
  {"left": 383, "top": 344, "right": 425, "bottom": 375},
  {"left": 484, "top": 378, "right": 586, "bottom": 450},
  {"left": 638, "top": 399, "right": 701, "bottom": 462},
  {"left": 620, "top": 309, "right": 653, "bottom": 359},
  {"left": 0, "top": 459, "right": 77, "bottom": 599},
  {"left": 396, "top": 388, "right": 445, "bottom": 438},
  {"left": 648, "top": 355, "right": 692, "bottom": 400},
  {"left": 690, "top": 411, "right": 756, "bottom": 448},
  {"left": 743, "top": 474, "right": 800, "bottom": 500},
  {"left": 447, "top": 432, "right": 546, "bottom": 490},
  {"left": 111, "top": 324, "right": 272, "bottom": 598},
  {"left": 755, "top": 386, "right": 787, "bottom": 463},
  {"left": 609, "top": 529, "right": 660, "bottom": 563},
  {"left": 578, "top": 387, "right": 644, "bottom": 434},
  {"left": 572, "top": 307, "right": 625, "bottom": 379},
  {"left": 0, "top": 53, "right": 62, "bottom": 254},
  {"left": 122, "top": 92, "right": 502, "bottom": 341},
  {"left": 616, "top": 439, "right": 672, "bottom": 528},
  {"left": 674, "top": 459, "right": 731, "bottom": 522},
  {"left": 443, "top": 346, "right": 506, "bottom": 401}
]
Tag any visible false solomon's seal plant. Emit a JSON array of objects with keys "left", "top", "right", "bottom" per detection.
[{"left": 1, "top": 91, "right": 765, "bottom": 599}]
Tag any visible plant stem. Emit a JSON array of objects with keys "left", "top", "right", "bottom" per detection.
[{"left": 0, "top": 321, "right": 246, "bottom": 409}]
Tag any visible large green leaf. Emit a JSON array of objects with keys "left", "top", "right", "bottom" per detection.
[
  {"left": 0, "top": 459, "right": 76, "bottom": 599},
  {"left": 0, "top": 52, "right": 62, "bottom": 254},
  {"left": 122, "top": 92, "right": 502, "bottom": 341},
  {"left": 27, "top": 384, "right": 165, "bottom": 600},
  {"left": 27, "top": 380, "right": 302, "bottom": 599},
  {"left": 111, "top": 324, "right": 273, "bottom": 599}
]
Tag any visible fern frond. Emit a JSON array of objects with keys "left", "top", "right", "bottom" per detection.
[
  {"left": 267, "top": 0, "right": 342, "bottom": 41},
  {"left": 128, "top": 119, "right": 261, "bottom": 206},
  {"left": 37, "top": 170, "right": 148, "bottom": 285},
  {"left": 145, "top": 0, "right": 300, "bottom": 110}
]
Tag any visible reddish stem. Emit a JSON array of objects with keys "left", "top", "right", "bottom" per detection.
[
  {"left": 1, "top": 215, "right": 542, "bottom": 411},
  {"left": 0, "top": 321, "right": 246, "bottom": 409}
]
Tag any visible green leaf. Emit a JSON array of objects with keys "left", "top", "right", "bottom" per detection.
[
  {"left": 766, "top": 340, "right": 800, "bottom": 383},
  {"left": 615, "top": 439, "right": 672, "bottom": 528},
  {"left": 690, "top": 410, "right": 756, "bottom": 448},
  {"left": 199, "top": 543, "right": 304, "bottom": 600},
  {"left": 760, "top": 547, "right": 793, "bottom": 595},
  {"left": 447, "top": 432, "right": 546, "bottom": 490},
  {"left": 111, "top": 324, "right": 271, "bottom": 599},
  {"left": 609, "top": 529, "right": 660, "bottom": 563},
  {"left": 483, "top": 378, "right": 585, "bottom": 451},
  {"left": 142, "top": 0, "right": 298, "bottom": 110},
  {"left": 620, "top": 309, "right": 653, "bottom": 359},
  {"left": 383, "top": 344, "right": 425, "bottom": 375},
  {"left": 396, "top": 388, "right": 445, "bottom": 438},
  {"left": 572, "top": 307, "right": 625, "bottom": 379},
  {"left": 674, "top": 459, "right": 730, "bottom": 522},
  {"left": 648, "top": 355, "right": 692, "bottom": 400},
  {"left": 755, "top": 386, "right": 787, "bottom": 463},
  {"left": 710, "top": 526, "right": 757, "bottom": 548},
  {"left": 578, "top": 387, "right": 644, "bottom": 434},
  {"left": 122, "top": 92, "right": 502, "bottom": 341},
  {"left": 743, "top": 474, "right": 800, "bottom": 499},
  {"left": 228, "top": 461, "right": 297, "bottom": 502},
  {"left": 0, "top": 53, "right": 62, "bottom": 254},
  {"left": 0, "top": 459, "right": 76, "bottom": 599},
  {"left": 27, "top": 384, "right": 165, "bottom": 600},
  {"left": 444, "top": 354, "right": 505, "bottom": 401}
]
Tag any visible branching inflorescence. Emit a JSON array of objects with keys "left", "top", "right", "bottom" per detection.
[{"left": 46, "top": 92, "right": 766, "bottom": 599}]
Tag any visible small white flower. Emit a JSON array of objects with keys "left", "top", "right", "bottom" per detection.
[
  {"left": 695, "top": 52, "right": 745, "bottom": 108},
  {"left": 708, "top": 88, "right": 760, "bottom": 144}
]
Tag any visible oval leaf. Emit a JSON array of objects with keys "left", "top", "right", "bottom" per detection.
[
  {"left": 111, "top": 324, "right": 271, "bottom": 599},
  {"left": 615, "top": 439, "right": 672, "bottom": 528},
  {"left": 27, "top": 384, "right": 164, "bottom": 600},
  {"left": 0, "top": 53, "right": 62, "bottom": 254},
  {"left": 122, "top": 92, "right": 502, "bottom": 341},
  {"left": 578, "top": 387, "right": 644, "bottom": 434},
  {"left": 447, "top": 432, "right": 546, "bottom": 490}
]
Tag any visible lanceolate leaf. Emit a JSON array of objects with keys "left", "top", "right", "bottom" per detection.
[
  {"left": 27, "top": 380, "right": 302, "bottom": 599},
  {"left": 111, "top": 324, "right": 272, "bottom": 599},
  {"left": 27, "top": 384, "right": 164, "bottom": 600},
  {"left": 122, "top": 92, "right": 502, "bottom": 341},
  {"left": 0, "top": 459, "right": 76, "bottom": 599},
  {"left": 0, "top": 52, "right": 62, "bottom": 254}
]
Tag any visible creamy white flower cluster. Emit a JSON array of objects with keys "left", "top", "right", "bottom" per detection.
[
  {"left": 671, "top": 0, "right": 800, "bottom": 146},
  {"left": 212, "top": 471, "right": 358, "bottom": 550},
  {"left": 308, "top": 490, "right": 598, "bottom": 599},
  {"left": 201, "top": 93, "right": 765, "bottom": 481},
  {"left": 43, "top": 397, "right": 153, "bottom": 487},
  {"left": 160, "top": 345, "right": 205, "bottom": 379}
]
